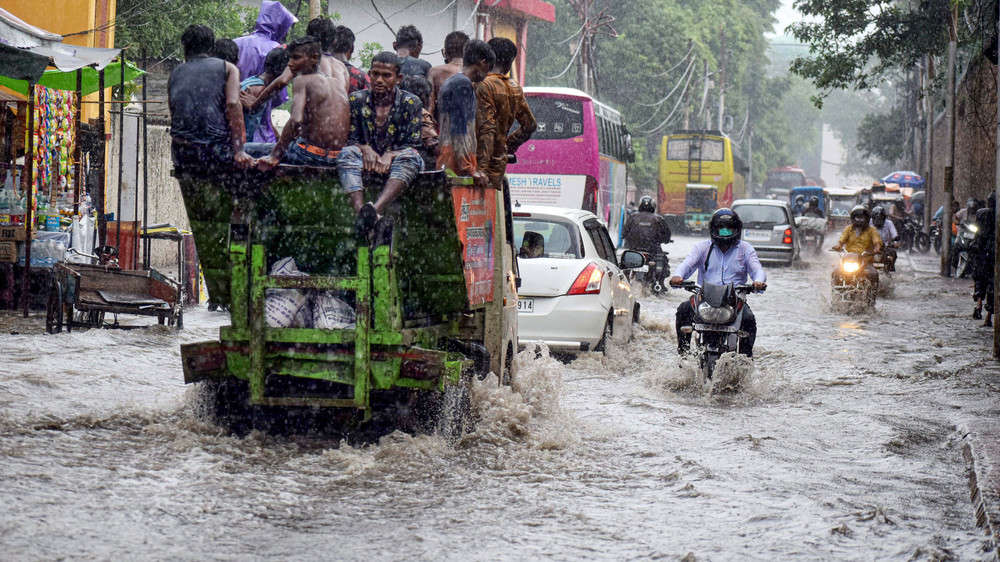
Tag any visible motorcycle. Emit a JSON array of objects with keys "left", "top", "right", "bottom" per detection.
[
  {"left": 627, "top": 243, "right": 671, "bottom": 295},
  {"left": 896, "top": 216, "right": 930, "bottom": 253},
  {"left": 831, "top": 250, "right": 877, "bottom": 308},
  {"left": 673, "top": 280, "right": 764, "bottom": 381},
  {"left": 930, "top": 219, "right": 942, "bottom": 254},
  {"left": 952, "top": 221, "right": 979, "bottom": 278}
]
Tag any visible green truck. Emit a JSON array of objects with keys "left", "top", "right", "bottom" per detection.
[{"left": 177, "top": 168, "right": 518, "bottom": 434}]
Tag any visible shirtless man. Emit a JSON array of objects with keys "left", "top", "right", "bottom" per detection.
[
  {"left": 241, "top": 17, "right": 349, "bottom": 112},
  {"left": 426, "top": 31, "right": 468, "bottom": 121},
  {"left": 244, "top": 36, "right": 350, "bottom": 170}
]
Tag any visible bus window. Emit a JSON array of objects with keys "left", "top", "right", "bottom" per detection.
[
  {"left": 526, "top": 97, "right": 584, "bottom": 140},
  {"left": 666, "top": 138, "right": 725, "bottom": 162}
]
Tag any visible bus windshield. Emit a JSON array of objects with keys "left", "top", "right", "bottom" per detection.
[{"left": 525, "top": 97, "right": 584, "bottom": 139}]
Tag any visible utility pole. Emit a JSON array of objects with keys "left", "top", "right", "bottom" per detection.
[
  {"left": 942, "top": 7, "right": 957, "bottom": 277},
  {"left": 566, "top": 0, "right": 616, "bottom": 96},
  {"left": 698, "top": 60, "right": 710, "bottom": 128},
  {"left": 994, "top": 6, "right": 1000, "bottom": 357},
  {"left": 747, "top": 128, "right": 754, "bottom": 194},
  {"left": 309, "top": 0, "right": 321, "bottom": 19},
  {"left": 924, "top": 56, "right": 935, "bottom": 230},
  {"left": 717, "top": 29, "right": 726, "bottom": 132}
]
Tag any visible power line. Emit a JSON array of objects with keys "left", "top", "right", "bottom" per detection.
[
  {"left": 651, "top": 42, "right": 694, "bottom": 78},
  {"left": 546, "top": 31, "right": 586, "bottom": 80},
  {"left": 638, "top": 59, "right": 697, "bottom": 134},
  {"left": 638, "top": 55, "right": 695, "bottom": 107}
]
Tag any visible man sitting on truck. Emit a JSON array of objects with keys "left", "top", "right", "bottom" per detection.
[
  {"left": 244, "top": 36, "right": 350, "bottom": 170},
  {"left": 168, "top": 24, "right": 252, "bottom": 173},
  {"left": 337, "top": 52, "right": 424, "bottom": 232}
]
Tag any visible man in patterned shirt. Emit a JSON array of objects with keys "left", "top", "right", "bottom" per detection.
[
  {"left": 331, "top": 25, "right": 370, "bottom": 93},
  {"left": 337, "top": 52, "right": 424, "bottom": 229},
  {"left": 476, "top": 37, "right": 537, "bottom": 190}
]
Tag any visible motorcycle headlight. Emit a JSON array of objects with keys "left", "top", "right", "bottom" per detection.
[
  {"left": 969, "top": 224, "right": 979, "bottom": 233},
  {"left": 697, "top": 302, "right": 734, "bottom": 323},
  {"left": 842, "top": 261, "right": 860, "bottom": 273}
]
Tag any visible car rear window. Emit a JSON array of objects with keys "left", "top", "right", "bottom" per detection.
[
  {"left": 514, "top": 217, "right": 583, "bottom": 259},
  {"left": 733, "top": 205, "right": 788, "bottom": 227}
]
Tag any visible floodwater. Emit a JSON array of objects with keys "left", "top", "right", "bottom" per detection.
[{"left": 2, "top": 236, "right": 1000, "bottom": 560}]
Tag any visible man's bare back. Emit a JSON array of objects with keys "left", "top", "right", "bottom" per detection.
[
  {"left": 297, "top": 71, "right": 349, "bottom": 149},
  {"left": 428, "top": 61, "right": 461, "bottom": 118},
  {"left": 319, "top": 55, "right": 351, "bottom": 96}
]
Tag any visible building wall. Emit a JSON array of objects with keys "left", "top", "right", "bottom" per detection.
[
  {"left": 106, "top": 113, "right": 189, "bottom": 270},
  {"left": 929, "top": 56, "right": 998, "bottom": 213}
]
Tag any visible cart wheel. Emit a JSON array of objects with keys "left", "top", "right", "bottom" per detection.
[
  {"left": 46, "top": 281, "right": 63, "bottom": 334},
  {"left": 87, "top": 310, "right": 104, "bottom": 328}
]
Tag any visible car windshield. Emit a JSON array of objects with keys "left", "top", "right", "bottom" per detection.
[
  {"left": 733, "top": 205, "right": 788, "bottom": 227},
  {"left": 514, "top": 217, "right": 582, "bottom": 259}
]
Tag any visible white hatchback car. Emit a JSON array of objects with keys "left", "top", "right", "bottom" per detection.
[{"left": 513, "top": 206, "right": 645, "bottom": 353}]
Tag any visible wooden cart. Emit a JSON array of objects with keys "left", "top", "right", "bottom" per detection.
[{"left": 46, "top": 262, "right": 182, "bottom": 333}]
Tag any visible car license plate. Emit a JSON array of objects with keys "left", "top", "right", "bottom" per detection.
[
  {"left": 744, "top": 229, "right": 771, "bottom": 242},
  {"left": 516, "top": 298, "right": 534, "bottom": 313}
]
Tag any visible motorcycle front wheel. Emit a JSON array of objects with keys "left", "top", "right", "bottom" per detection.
[
  {"left": 956, "top": 251, "right": 971, "bottom": 278},
  {"left": 914, "top": 232, "right": 931, "bottom": 253}
]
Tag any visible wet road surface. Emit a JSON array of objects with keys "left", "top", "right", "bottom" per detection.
[{"left": 2, "top": 235, "right": 1000, "bottom": 560}]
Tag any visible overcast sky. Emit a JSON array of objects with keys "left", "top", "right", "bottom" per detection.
[{"left": 771, "top": 0, "right": 802, "bottom": 37}]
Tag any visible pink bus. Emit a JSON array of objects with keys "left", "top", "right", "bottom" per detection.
[{"left": 506, "top": 87, "right": 635, "bottom": 243}]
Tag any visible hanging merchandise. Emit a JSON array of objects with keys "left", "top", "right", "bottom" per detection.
[{"left": 30, "top": 84, "right": 76, "bottom": 229}]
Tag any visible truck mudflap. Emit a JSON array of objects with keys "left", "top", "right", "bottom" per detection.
[{"left": 181, "top": 341, "right": 228, "bottom": 383}]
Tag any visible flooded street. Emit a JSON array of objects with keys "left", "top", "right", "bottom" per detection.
[{"left": 3, "top": 235, "right": 1000, "bottom": 560}]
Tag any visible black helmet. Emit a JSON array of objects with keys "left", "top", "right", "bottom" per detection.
[
  {"left": 795, "top": 195, "right": 804, "bottom": 204},
  {"left": 871, "top": 205, "right": 886, "bottom": 227},
  {"left": 638, "top": 196, "right": 656, "bottom": 213},
  {"left": 709, "top": 208, "right": 742, "bottom": 250},
  {"left": 808, "top": 195, "right": 819, "bottom": 206},
  {"left": 850, "top": 204, "right": 870, "bottom": 227}
]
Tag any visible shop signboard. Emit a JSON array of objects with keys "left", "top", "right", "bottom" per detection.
[
  {"left": 0, "top": 241, "right": 16, "bottom": 262},
  {"left": 0, "top": 226, "right": 27, "bottom": 241}
]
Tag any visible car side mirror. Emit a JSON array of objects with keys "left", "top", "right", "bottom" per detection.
[{"left": 620, "top": 250, "right": 645, "bottom": 269}]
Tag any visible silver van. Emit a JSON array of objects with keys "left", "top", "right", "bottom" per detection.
[{"left": 732, "top": 199, "right": 799, "bottom": 265}]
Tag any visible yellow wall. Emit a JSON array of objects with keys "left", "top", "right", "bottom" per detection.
[{"left": 5, "top": 0, "right": 117, "bottom": 123}]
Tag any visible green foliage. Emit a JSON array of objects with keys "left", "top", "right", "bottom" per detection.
[
  {"left": 787, "top": 0, "right": 953, "bottom": 104},
  {"left": 855, "top": 104, "right": 908, "bottom": 166},
  {"left": 114, "top": 0, "right": 255, "bottom": 59},
  {"left": 358, "top": 42, "right": 383, "bottom": 70}
]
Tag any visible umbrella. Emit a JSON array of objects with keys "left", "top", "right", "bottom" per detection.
[{"left": 881, "top": 171, "right": 925, "bottom": 188}]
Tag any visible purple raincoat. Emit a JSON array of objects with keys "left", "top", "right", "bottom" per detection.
[{"left": 234, "top": 0, "right": 297, "bottom": 142}]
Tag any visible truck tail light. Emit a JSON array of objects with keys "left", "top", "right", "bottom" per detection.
[{"left": 568, "top": 263, "right": 603, "bottom": 295}]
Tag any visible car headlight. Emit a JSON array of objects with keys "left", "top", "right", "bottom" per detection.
[
  {"left": 697, "top": 302, "right": 734, "bottom": 323},
  {"left": 842, "top": 261, "right": 860, "bottom": 273}
]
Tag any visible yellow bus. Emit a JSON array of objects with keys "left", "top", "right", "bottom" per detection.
[{"left": 657, "top": 130, "right": 746, "bottom": 223}]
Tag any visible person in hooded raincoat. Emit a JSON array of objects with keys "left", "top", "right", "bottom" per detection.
[{"left": 233, "top": 0, "right": 297, "bottom": 142}]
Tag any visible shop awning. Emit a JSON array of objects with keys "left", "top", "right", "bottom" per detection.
[
  {"left": 0, "top": 7, "right": 123, "bottom": 77},
  {"left": 0, "top": 60, "right": 143, "bottom": 97}
]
